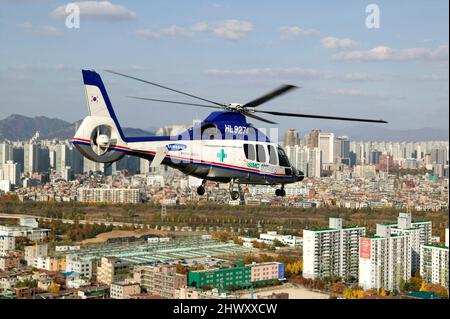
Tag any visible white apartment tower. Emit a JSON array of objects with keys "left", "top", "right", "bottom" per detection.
[
  {"left": 303, "top": 217, "right": 365, "bottom": 280},
  {"left": 420, "top": 243, "right": 449, "bottom": 288},
  {"left": 0, "top": 161, "right": 21, "bottom": 185},
  {"left": 359, "top": 225, "right": 411, "bottom": 291},
  {"left": 385, "top": 213, "right": 432, "bottom": 274},
  {"left": 0, "top": 142, "right": 13, "bottom": 164},
  {"left": 318, "top": 132, "right": 335, "bottom": 165},
  {"left": 23, "top": 143, "right": 39, "bottom": 175}
]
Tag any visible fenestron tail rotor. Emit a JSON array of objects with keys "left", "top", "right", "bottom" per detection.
[{"left": 105, "top": 70, "right": 388, "bottom": 124}]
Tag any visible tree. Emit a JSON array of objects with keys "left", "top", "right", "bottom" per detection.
[
  {"left": 378, "top": 287, "right": 388, "bottom": 297},
  {"left": 49, "top": 282, "right": 60, "bottom": 293}
]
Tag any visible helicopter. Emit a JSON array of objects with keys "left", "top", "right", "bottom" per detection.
[{"left": 72, "top": 70, "right": 387, "bottom": 200}]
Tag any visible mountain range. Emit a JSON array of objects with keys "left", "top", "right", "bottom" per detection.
[
  {"left": 0, "top": 114, "right": 153, "bottom": 141},
  {"left": 0, "top": 114, "right": 447, "bottom": 142}
]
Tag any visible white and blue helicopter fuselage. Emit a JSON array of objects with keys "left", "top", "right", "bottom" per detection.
[{"left": 72, "top": 70, "right": 303, "bottom": 198}]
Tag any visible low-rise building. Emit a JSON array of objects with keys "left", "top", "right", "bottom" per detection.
[
  {"left": 110, "top": 281, "right": 141, "bottom": 299},
  {"left": 0, "top": 251, "right": 21, "bottom": 271},
  {"left": 97, "top": 256, "right": 131, "bottom": 285},
  {"left": 24, "top": 244, "right": 48, "bottom": 266},
  {"left": 77, "top": 188, "right": 141, "bottom": 204},
  {"left": 259, "top": 231, "right": 302, "bottom": 247},
  {"left": 66, "top": 255, "right": 93, "bottom": 279},
  {"left": 247, "top": 262, "right": 285, "bottom": 282},
  {"left": 0, "top": 235, "right": 15, "bottom": 256},
  {"left": 140, "top": 264, "right": 187, "bottom": 299},
  {"left": 0, "top": 224, "right": 49, "bottom": 242}
]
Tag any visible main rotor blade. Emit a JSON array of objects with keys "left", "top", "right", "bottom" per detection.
[
  {"left": 128, "top": 96, "right": 223, "bottom": 110},
  {"left": 255, "top": 110, "right": 388, "bottom": 123},
  {"left": 105, "top": 69, "right": 226, "bottom": 107},
  {"left": 242, "top": 111, "right": 277, "bottom": 124},
  {"left": 243, "top": 84, "right": 298, "bottom": 108}
]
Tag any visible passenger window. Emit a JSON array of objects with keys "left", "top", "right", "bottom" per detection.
[
  {"left": 256, "top": 144, "right": 266, "bottom": 163},
  {"left": 243, "top": 144, "right": 255, "bottom": 161},
  {"left": 278, "top": 147, "right": 290, "bottom": 167},
  {"left": 268, "top": 145, "right": 278, "bottom": 165}
]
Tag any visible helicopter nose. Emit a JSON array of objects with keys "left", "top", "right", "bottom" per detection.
[{"left": 292, "top": 167, "right": 305, "bottom": 181}]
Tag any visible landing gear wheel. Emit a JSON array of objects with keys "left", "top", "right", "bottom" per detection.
[
  {"left": 197, "top": 186, "right": 205, "bottom": 196},
  {"left": 275, "top": 189, "right": 282, "bottom": 197},
  {"left": 280, "top": 189, "right": 286, "bottom": 197},
  {"left": 230, "top": 191, "right": 240, "bottom": 200}
]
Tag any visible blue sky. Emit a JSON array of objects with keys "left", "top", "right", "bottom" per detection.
[{"left": 0, "top": 0, "right": 448, "bottom": 133}]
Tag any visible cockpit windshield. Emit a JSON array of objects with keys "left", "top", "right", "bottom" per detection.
[{"left": 277, "top": 147, "right": 291, "bottom": 167}]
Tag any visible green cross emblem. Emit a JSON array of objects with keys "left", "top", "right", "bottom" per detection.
[{"left": 217, "top": 148, "right": 227, "bottom": 162}]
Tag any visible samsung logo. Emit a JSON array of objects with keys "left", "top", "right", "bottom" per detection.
[{"left": 166, "top": 143, "right": 187, "bottom": 151}]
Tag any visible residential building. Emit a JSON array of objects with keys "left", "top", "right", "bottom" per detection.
[
  {"left": 66, "top": 255, "right": 93, "bottom": 279},
  {"left": 110, "top": 281, "right": 141, "bottom": 299},
  {"left": 24, "top": 244, "right": 48, "bottom": 266},
  {"left": 141, "top": 264, "right": 187, "bottom": 299},
  {"left": 387, "top": 213, "right": 432, "bottom": 274},
  {"left": 247, "top": 262, "right": 284, "bottom": 282},
  {"left": 359, "top": 225, "right": 411, "bottom": 291},
  {"left": 420, "top": 244, "right": 449, "bottom": 288},
  {"left": 77, "top": 188, "right": 141, "bottom": 204},
  {"left": 0, "top": 235, "right": 15, "bottom": 256},
  {"left": 23, "top": 143, "right": 39, "bottom": 175},
  {"left": 0, "top": 161, "right": 21, "bottom": 185},
  {"left": 97, "top": 256, "right": 131, "bottom": 285},
  {"left": 0, "top": 252, "right": 21, "bottom": 271},
  {"left": 318, "top": 132, "right": 335, "bottom": 165},
  {"left": 303, "top": 218, "right": 365, "bottom": 280}
]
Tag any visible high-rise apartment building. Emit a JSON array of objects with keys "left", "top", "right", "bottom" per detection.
[
  {"left": 303, "top": 218, "right": 366, "bottom": 280},
  {"left": 318, "top": 132, "right": 335, "bottom": 165},
  {"left": 0, "top": 142, "right": 13, "bottom": 164},
  {"left": 284, "top": 129, "right": 300, "bottom": 147},
  {"left": 0, "top": 161, "right": 21, "bottom": 185},
  {"left": 23, "top": 143, "right": 39, "bottom": 175},
  {"left": 359, "top": 225, "right": 411, "bottom": 291},
  {"left": 385, "top": 213, "right": 432, "bottom": 274},
  {"left": 420, "top": 243, "right": 448, "bottom": 288}
]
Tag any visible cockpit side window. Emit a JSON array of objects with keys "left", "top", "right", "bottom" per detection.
[
  {"left": 243, "top": 144, "right": 256, "bottom": 161},
  {"left": 256, "top": 144, "right": 266, "bottom": 163},
  {"left": 278, "top": 147, "right": 291, "bottom": 167},
  {"left": 268, "top": 145, "right": 278, "bottom": 165}
]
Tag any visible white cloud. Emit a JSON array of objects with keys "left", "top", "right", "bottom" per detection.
[
  {"left": 51, "top": 1, "right": 136, "bottom": 21},
  {"left": 279, "top": 26, "right": 318, "bottom": 39},
  {"left": 203, "top": 67, "right": 332, "bottom": 79},
  {"left": 333, "top": 45, "right": 449, "bottom": 62},
  {"left": 321, "top": 36, "right": 357, "bottom": 49},
  {"left": 17, "top": 22, "right": 63, "bottom": 37},
  {"left": 135, "top": 25, "right": 192, "bottom": 40},
  {"left": 193, "top": 20, "right": 254, "bottom": 40}
]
